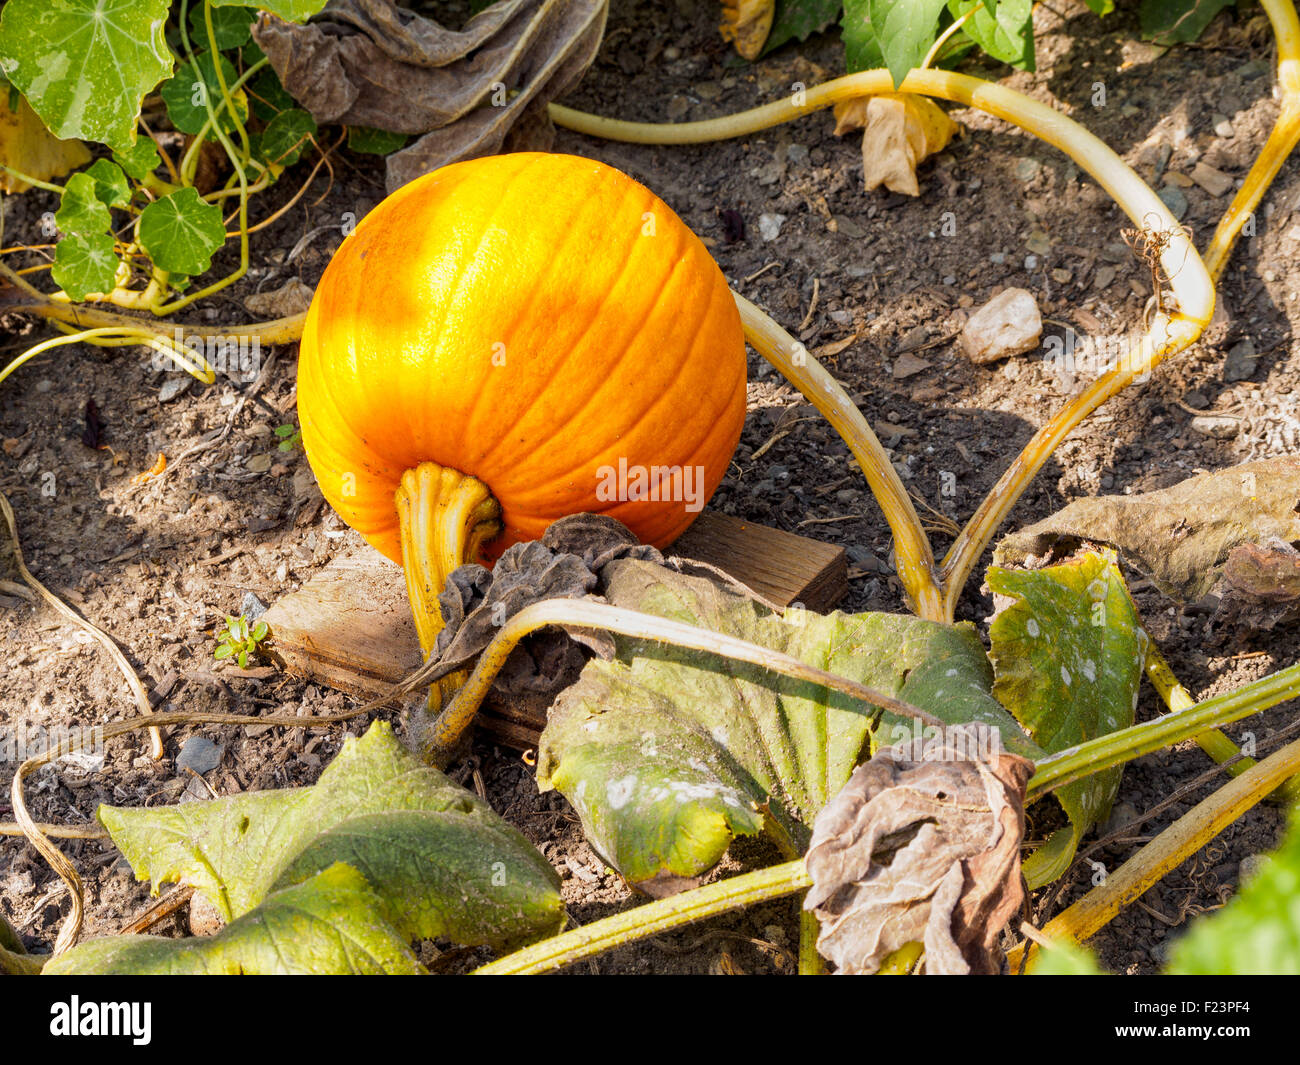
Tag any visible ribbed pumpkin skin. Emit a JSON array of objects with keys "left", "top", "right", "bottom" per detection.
[{"left": 297, "top": 152, "right": 747, "bottom": 565}]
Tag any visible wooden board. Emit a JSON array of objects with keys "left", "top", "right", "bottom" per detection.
[{"left": 263, "top": 512, "right": 847, "bottom": 747}]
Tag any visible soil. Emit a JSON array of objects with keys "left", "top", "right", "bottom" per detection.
[{"left": 2, "top": 0, "right": 1298, "bottom": 975}]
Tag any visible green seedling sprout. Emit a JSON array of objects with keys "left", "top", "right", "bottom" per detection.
[{"left": 214, "top": 613, "right": 269, "bottom": 670}]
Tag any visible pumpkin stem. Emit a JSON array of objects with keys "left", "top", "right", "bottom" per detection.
[{"left": 395, "top": 463, "right": 502, "bottom": 712}]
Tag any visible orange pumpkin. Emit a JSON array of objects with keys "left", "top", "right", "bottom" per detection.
[{"left": 297, "top": 152, "right": 747, "bottom": 688}]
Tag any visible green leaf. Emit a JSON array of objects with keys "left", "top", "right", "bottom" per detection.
[
  {"left": 82, "top": 158, "right": 130, "bottom": 208},
  {"left": 1140, "top": 0, "right": 1234, "bottom": 44},
  {"left": 764, "top": 0, "right": 844, "bottom": 54},
  {"left": 213, "top": 642, "right": 234, "bottom": 660},
  {"left": 1167, "top": 813, "right": 1300, "bottom": 974},
  {"left": 0, "top": 0, "right": 173, "bottom": 153},
  {"left": 137, "top": 187, "right": 226, "bottom": 275},
  {"left": 261, "top": 107, "right": 317, "bottom": 167},
  {"left": 988, "top": 552, "right": 1146, "bottom": 881},
  {"left": 252, "top": 620, "right": 268, "bottom": 641},
  {"left": 248, "top": 66, "right": 295, "bottom": 121},
  {"left": 189, "top": 2, "right": 256, "bottom": 51},
  {"left": 112, "top": 136, "right": 161, "bottom": 181},
  {"left": 867, "top": 0, "right": 950, "bottom": 87},
  {"left": 45, "top": 864, "right": 425, "bottom": 975},
  {"left": 211, "top": 0, "right": 330, "bottom": 21},
  {"left": 346, "top": 125, "right": 409, "bottom": 155},
  {"left": 536, "top": 559, "right": 1038, "bottom": 888},
  {"left": 98, "top": 721, "right": 563, "bottom": 948},
  {"left": 51, "top": 231, "right": 118, "bottom": 300},
  {"left": 55, "top": 172, "right": 111, "bottom": 237},
  {"left": 1028, "top": 937, "right": 1109, "bottom": 974},
  {"left": 951, "top": 0, "right": 1035, "bottom": 69},
  {"left": 159, "top": 51, "right": 248, "bottom": 137},
  {"left": 842, "top": 0, "right": 886, "bottom": 72},
  {"left": 237, "top": 649, "right": 248, "bottom": 668}
]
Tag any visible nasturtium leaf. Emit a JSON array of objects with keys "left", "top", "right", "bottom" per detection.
[
  {"left": 0, "top": 0, "right": 172, "bottom": 153},
  {"left": 137, "top": 187, "right": 225, "bottom": 276},
  {"left": 260, "top": 107, "right": 317, "bottom": 167},
  {"left": 867, "top": 0, "right": 950, "bottom": 87},
  {"left": 112, "top": 136, "right": 162, "bottom": 181},
  {"left": 764, "top": 0, "right": 844, "bottom": 54},
  {"left": 841, "top": 0, "right": 887, "bottom": 72},
  {"left": 98, "top": 722, "right": 563, "bottom": 949},
  {"left": 52, "top": 230, "right": 118, "bottom": 300},
  {"left": 951, "top": 0, "right": 1034, "bottom": 69},
  {"left": 987, "top": 551, "right": 1146, "bottom": 885},
  {"left": 54, "top": 172, "right": 111, "bottom": 237},
  {"left": 212, "top": 0, "right": 331, "bottom": 21},
  {"left": 0, "top": 91, "right": 91, "bottom": 194},
  {"left": 45, "top": 864, "right": 425, "bottom": 975},
  {"left": 1140, "top": 0, "right": 1234, "bottom": 44},
  {"left": 248, "top": 66, "right": 295, "bottom": 121},
  {"left": 536, "top": 559, "right": 1038, "bottom": 889},
  {"left": 347, "top": 125, "right": 410, "bottom": 155},
  {"left": 188, "top": 2, "right": 256, "bottom": 51},
  {"left": 1168, "top": 813, "right": 1300, "bottom": 974},
  {"left": 82, "top": 158, "right": 130, "bottom": 208},
  {"left": 159, "top": 52, "right": 249, "bottom": 137}
]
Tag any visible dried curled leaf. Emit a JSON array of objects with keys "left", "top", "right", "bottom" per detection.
[
  {"left": 253, "top": 0, "right": 606, "bottom": 191},
  {"left": 719, "top": 0, "right": 775, "bottom": 59},
  {"left": 804, "top": 724, "right": 1034, "bottom": 974},
  {"left": 0, "top": 92, "right": 91, "bottom": 193},
  {"left": 833, "top": 92, "right": 958, "bottom": 196}
]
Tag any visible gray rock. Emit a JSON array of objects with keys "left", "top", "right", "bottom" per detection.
[
  {"left": 177, "top": 736, "right": 224, "bottom": 776},
  {"left": 1158, "top": 185, "right": 1188, "bottom": 221},
  {"left": 1223, "top": 338, "right": 1257, "bottom": 382},
  {"left": 241, "top": 591, "right": 268, "bottom": 622},
  {"left": 960, "top": 288, "right": 1042, "bottom": 364},
  {"left": 758, "top": 213, "right": 786, "bottom": 242},
  {"left": 1190, "top": 414, "right": 1239, "bottom": 439},
  {"left": 159, "top": 376, "right": 192, "bottom": 404}
]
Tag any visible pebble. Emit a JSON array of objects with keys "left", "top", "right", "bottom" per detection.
[
  {"left": 989, "top": 252, "right": 1006, "bottom": 265},
  {"left": 1189, "top": 162, "right": 1234, "bottom": 198},
  {"left": 662, "top": 45, "right": 681, "bottom": 61},
  {"left": 1157, "top": 184, "right": 1188, "bottom": 221},
  {"left": 241, "top": 591, "right": 268, "bottom": 622},
  {"left": 1025, "top": 230, "right": 1051, "bottom": 255},
  {"left": 1183, "top": 390, "right": 1209, "bottom": 409},
  {"left": 960, "top": 288, "right": 1042, "bottom": 364},
  {"left": 758, "top": 213, "right": 786, "bottom": 242},
  {"left": 1092, "top": 265, "right": 1117, "bottom": 290},
  {"left": 1024, "top": 254, "right": 1039, "bottom": 271},
  {"left": 1214, "top": 118, "right": 1235, "bottom": 138},
  {"left": 666, "top": 95, "right": 689, "bottom": 120},
  {"left": 1190, "top": 414, "right": 1239, "bottom": 439},
  {"left": 245, "top": 453, "right": 273, "bottom": 473},
  {"left": 1015, "top": 158, "right": 1042, "bottom": 182},
  {"left": 892, "top": 352, "right": 932, "bottom": 379},
  {"left": 177, "top": 735, "right": 224, "bottom": 776},
  {"left": 785, "top": 144, "right": 810, "bottom": 167},
  {"left": 1101, "top": 801, "right": 1140, "bottom": 837},
  {"left": 1051, "top": 268, "right": 1072, "bottom": 284},
  {"left": 1223, "top": 337, "right": 1257, "bottom": 382},
  {"left": 159, "top": 376, "right": 192, "bottom": 404},
  {"left": 1235, "top": 59, "right": 1270, "bottom": 79}
]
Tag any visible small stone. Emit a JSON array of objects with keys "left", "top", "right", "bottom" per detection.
[
  {"left": 960, "top": 288, "right": 1042, "bottom": 364},
  {"left": 892, "top": 352, "right": 932, "bottom": 379},
  {"left": 666, "top": 95, "right": 689, "bottom": 120},
  {"left": 835, "top": 216, "right": 867, "bottom": 240},
  {"left": 246, "top": 453, "right": 273, "bottom": 473},
  {"left": 1102, "top": 241, "right": 1129, "bottom": 263},
  {"left": 1189, "top": 162, "right": 1234, "bottom": 198},
  {"left": 159, "top": 376, "right": 191, "bottom": 404},
  {"left": 1025, "top": 229, "right": 1051, "bottom": 255},
  {"left": 1183, "top": 390, "right": 1209, "bottom": 409},
  {"left": 241, "top": 591, "right": 268, "bottom": 622},
  {"left": 911, "top": 385, "right": 945, "bottom": 403},
  {"left": 1051, "top": 268, "right": 1072, "bottom": 284},
  {"left": 1015, "top": 157, "right": 1042, "bottom": 182},
  {"left": 1190, "top": 414, "right": 1239, "bottom": 439},
  {"left": 1223, "top": 338, "right": 1257, "bottom": 382},
  {"left": 785, "top": 144, "right": 810, "bottom": 167},
  {"left": 1163, "top": 171, "right": 1195, "bottom": 188},
  {"left": 989, "top": 252, "right": 1006, "bottom": 265},
  {"left": 1093, "top": 264, "right": 1117, "bottom": 290},
  {"left": 758, "top": 213, "right": 786, "bottom": 242},
  {"left": 662, "top": 45, "right": 681, "bottom": 61},
  {"left": 1157, "top": 185, "right": 1188, "bottom": 221},
  {"left": 177, "top": 735, "right": 224, "bottom": 776},
  {"left": 894, "top": 324, "right": 930, "bottom": 353},
  {"left": 1024, "top": 254, "right": 1039, "bottom": 271},
  {"left": 1214, "top": 118, "right": 1235, "bottom": 138},
  {"left": 1101, "top": 801, "right": 1140, "bottom": 838},
  {"left": 1235, "top": 59, "right": 1270, "bottom": 79}
]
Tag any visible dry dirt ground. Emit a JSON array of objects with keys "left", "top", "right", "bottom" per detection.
[{"left": 2, "top": 0, "right": 1298, "bottom": 974}]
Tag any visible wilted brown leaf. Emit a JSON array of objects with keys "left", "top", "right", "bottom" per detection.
[
  {"left": 803, "top": 724, "right": 1033, "bottom": 974},
  {"left": 719, "top": 0, "right": 774, "bottom": 60},
  {"left": 994, "top": 457, "right": 1300, "bottom": 603},
  {"left": 253, "top": 0, "right": 606, "bottom": 192},
  {"left": 0, "top": 92, "right": 90, "bottom": 194},
  {"left": 832, "top": 92, "right": 959, "bottom": 197}
]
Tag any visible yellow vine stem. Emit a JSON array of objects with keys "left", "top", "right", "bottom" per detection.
[
  {"left": 1010, "top": 733, "right": 1300, "bottom": 971},
  {"left": 1, "top": 491, "right": 164, "bottom": 761},
  {"left": 0, "top": 325, "right": 215, "bottom": 389},
  {"left": 737, "top": 295, "right": 942, "bottom": 619},
  {"left": 417, "top": 597, "right": 947, "bottom": 766},
  {"left": 5, "top": 704, "right": 379, "bottom": 955},
  {"left": 1202, "top": 0, "right": 1300, "bottom": 281},
  {"left": 552, "top": 68, "right": 1215, "bottom": 621},
  {"left": 1147, "top": 646, "right": 1300, "bottom": 806}
]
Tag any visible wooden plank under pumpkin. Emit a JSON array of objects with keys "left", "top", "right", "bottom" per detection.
[{"left": 262, "top": 511, "right": 848, "bottom": 748}]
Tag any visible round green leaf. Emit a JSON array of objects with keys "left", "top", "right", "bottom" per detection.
[
  {"left": 52, "top": 230, "right": 118, "bottom": 300},
  {"left": 112, "top": 136, "right": 161, "bottom": 181},
  {"left": 137, "top": 187, "right": 225, "bottom": 275},
  {"left": 261, "top": 107, "right": 317, "bottom": 167},
  {"left": 0, "top": 0, "right": 173, "bottom": 153},
  {"left": 55, "top": 172, "right": 111, "bottom": 237},
  {"left": 82, "top": 158, "right": 130, "bottom": 208},
  {"left": 159, "top": 51, "right": 248, "bottom": 137},
  {"left": 248, "top": 66, "right": 294, "bottom": 121},
  {"left": 188, "top": 2, "right": 255, "bottom": 51},
  {"left": 212, "top": 0, "right": 331, "bottom": 22}
]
